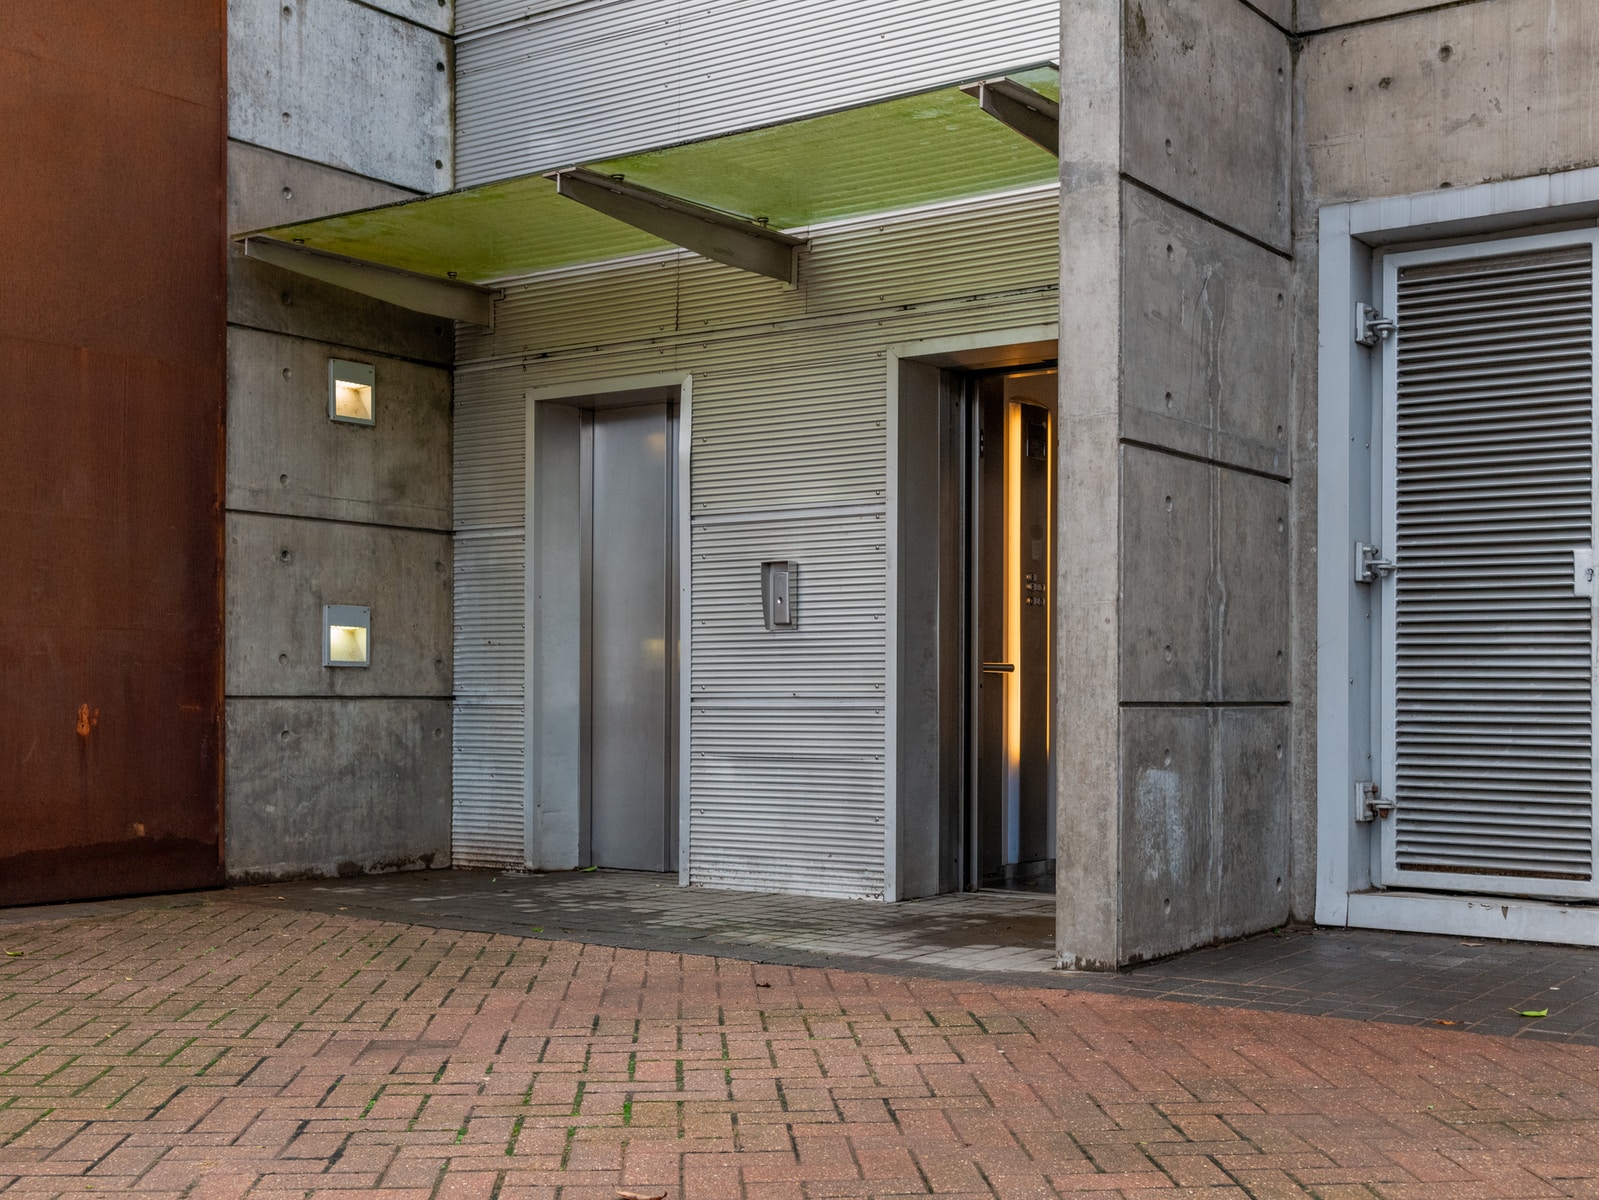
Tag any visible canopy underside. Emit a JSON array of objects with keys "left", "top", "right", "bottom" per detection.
[{"left": 246, "top": 65, "right": 1060, "bottom": 287}]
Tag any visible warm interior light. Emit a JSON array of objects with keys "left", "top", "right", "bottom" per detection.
[
  {"left": 333, "top": 380, "right": 373, "bottom": 422},
  {"left": 327, "top": 624, "right": 369, "bottom": 664}
]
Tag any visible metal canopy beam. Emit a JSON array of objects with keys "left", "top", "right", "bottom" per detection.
[
  {"left": 241, "top": 236, "right": 497, "bottom": 326},
  {"left": 961, "top": 79, "right": 1059, "bottom": 156},
  {"left": 551, "top": 167, "right": 807, "bottom": 285}
]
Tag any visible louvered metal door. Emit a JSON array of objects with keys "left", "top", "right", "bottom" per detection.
[{"left": 1378, "top": 232, "right": 1599, "bottom": 899}]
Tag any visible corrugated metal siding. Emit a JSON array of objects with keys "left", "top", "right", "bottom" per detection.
[
  {"left": 453, "top": 374, "right": 528, "bottom": 867},
  {"left": 691, "top": 515, "right": 886, "bottom": 896},
  {"left": 1384, "top": 244, "right": 1599, "bottom": 896},
  {"left": 454, "top": 0, "right": 1059, "bottom": 185},
  {"left": 451, "top": 704, "right": 526, "bottom": 866},
  {"left": 691, "top": 362, "right": 886, "bottom": 513},
  {"left": 474, "top": 186, "right": 1058, "bottom": 354},
  {"left": 454, "top": 187, "right": 1058, "bottom": 896}
]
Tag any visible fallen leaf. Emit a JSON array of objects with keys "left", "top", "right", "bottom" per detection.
[
  {"left": 616, "top": 1191, "right": 666, "bottom": 1200},
  {"left": 1433, "top": 1019, "right": 1459, "bottom": 1026},
  {"left": 581, "top": 866, "right": 598, "bottom": 873},
  {"left": 529, "top": 926, "right": 543, "bottom": 934},
  {"left": 1514, "top": 1008, "right": 1548, "bottom": 1018},
  {"left": 1460, "top": 942, "right": 1484, "bottom": 947},
  {"left": 756, "top": 982, "right": 772, "bottom": 988},
  {"left": 4, "top": 951, "right": 22, "bottom": 957}
]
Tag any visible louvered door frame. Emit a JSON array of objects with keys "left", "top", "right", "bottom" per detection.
[{"left": 1377, "top": 230, "right": 1599, "bottom": 900}]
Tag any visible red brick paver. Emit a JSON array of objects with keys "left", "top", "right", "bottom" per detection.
[{"left": 1, "top": 900, "right": 1598, "bottom": 1198}]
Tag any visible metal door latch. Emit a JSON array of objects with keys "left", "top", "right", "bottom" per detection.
[
  {"left": 1354, "top": 542, "right": 1395, "bottom": 583},
  {"left": 1355, "top": 302, "right": 1397, "bottom": 347},
  {"left": 1355, "top": 781, "right": 1393, "bottom": 822}
]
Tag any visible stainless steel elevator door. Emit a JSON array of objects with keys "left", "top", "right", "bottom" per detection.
[{"left": 588, "top": 403, "right": 676, "bottom": 871}]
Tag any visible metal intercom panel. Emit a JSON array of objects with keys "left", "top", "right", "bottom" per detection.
[{"left": 761, "top": 560, "right": 797, "bottom": 630}]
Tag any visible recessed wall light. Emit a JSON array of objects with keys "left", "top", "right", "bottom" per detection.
[
  {"left": 328, "top": 359, "right": 375, "bottom": 425},
  {"left": 323, "top": 604, "right": 371, "bottom": 668}
]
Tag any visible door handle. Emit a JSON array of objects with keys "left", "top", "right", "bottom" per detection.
[{"left": 981, "top": 662, "right": 1015, "bottom": 673}]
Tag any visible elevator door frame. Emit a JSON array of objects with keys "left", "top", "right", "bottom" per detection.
[
  {"left": 525, "top": 374, "right": 692, "bottom": 876},
  {"left": 888, "top": 331, "right": 1059, "bottom": 901}
]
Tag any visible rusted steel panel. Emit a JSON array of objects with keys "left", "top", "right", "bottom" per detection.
[{"left": 0, "top": 3, "right": 227, "bottom": 905}]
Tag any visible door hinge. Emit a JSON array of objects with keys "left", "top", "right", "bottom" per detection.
[
  {"left": 1354, "top": 541, "right": 1396, "bottom": 583},
  {"left": 1355, "top": 301, "right": 1397, "bottom": 347},
  {"left": 1354, "top": 781, "right": 1393, "bottom": 823}
]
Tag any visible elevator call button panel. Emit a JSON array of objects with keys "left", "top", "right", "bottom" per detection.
[{"left": 762, "top": 560, "right": 797, "bottom": 630}]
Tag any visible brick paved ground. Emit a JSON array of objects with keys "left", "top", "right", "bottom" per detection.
[
  {"left": 233, "top": 869, "right": 1599, "bottom": 1046},
  {"left": 4, "top": 898, "right": 1599, "bottom": 1197}
]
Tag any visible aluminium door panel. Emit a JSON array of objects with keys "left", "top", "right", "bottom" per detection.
[
  {"left": 1377, "top": 232, "right": 1599, "bottom": 899},
  {"left": 589, "top": 403, "right": 676, "bottom": 871}
]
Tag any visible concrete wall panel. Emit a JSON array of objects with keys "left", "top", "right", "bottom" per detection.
[
  {"left": 1251, "top": 0, "right": 1292, "bottom": 30},
  {"left": 227, "top": 513, "right": 452, "bottom": 697},
  {"left": 225, "top": 697, "right": 450, "bottom": 879},
  {"left": 1122, "top": 0, "right": 1292, "bottom": 250},
  {"left": 228, "top": 249, "right": 455, "bottom": 364},
  {"left": 1120, "top": 708, "right": 1215, "bottom": 960},
  {"left": 1121, "top": 447, "right": 1214, "bottom": 703},
  {"left": 1297, "top": 0, "right": 1471, "bottom": 32},
  {"left": 228, "top": 0, "right": 451, "bottom": 192},
  {"left": 1217, "top": 706, "right": 1290, "bottom": 938},
  {"left": 224, "top": 0, "right": 455, "bottom": 891},
  {"left": 1300, "top": 0, "right": 1599, "bottom": 205},
  {"left": 365, "top": 0, "right": 452, "bottom": 34},
  {"left": 227, "top": 327, "right": 451, "bottom": 530},
  {"left": 1122, "top": 186, "right": 1293, "bottom": 478},
  {"left": 1219, "top": 470, "right": 1290, "bottom": 702},
  {"left": 228, "top": 139, "right": 417, "bottom": 235}
]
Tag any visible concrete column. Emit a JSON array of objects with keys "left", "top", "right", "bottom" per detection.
[
  {"left": 1055, "top": 0, "right": 1126, "bottom": 969},
  {"left": 222, "top": 0, "right": 457, "bottom": 882},
  {"left": 1057, "top": 0, "right": 1296, "bottom": 967}
]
